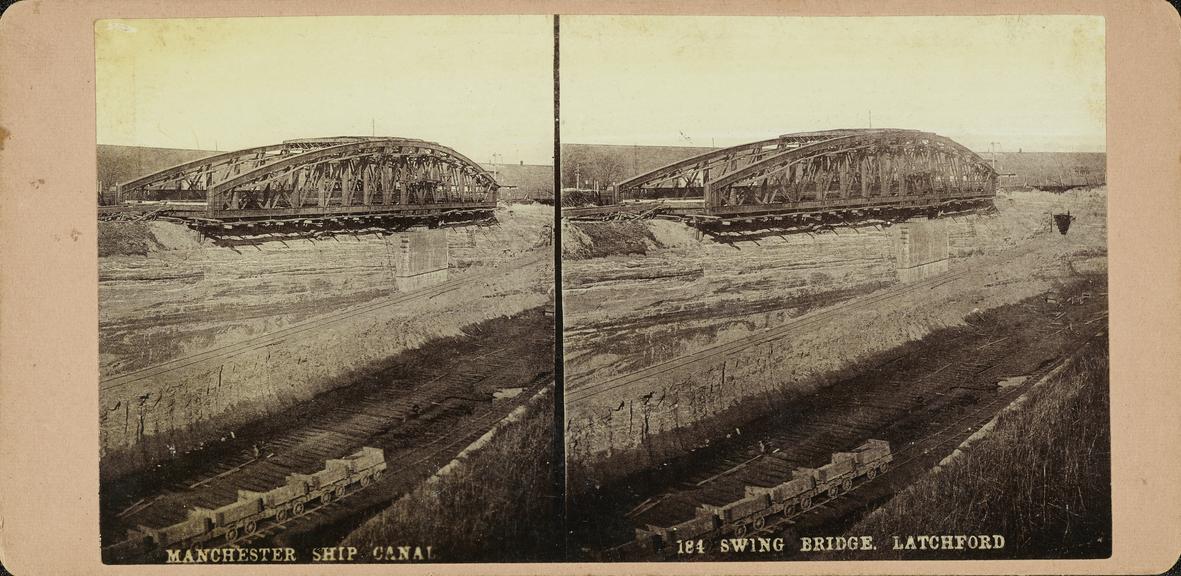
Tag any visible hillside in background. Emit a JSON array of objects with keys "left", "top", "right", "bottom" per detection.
[
  {"left": 562, "top": 143, "right": 716, "bottom": 189},
  {"left": 97, "top": 144, "right": 220, "bottom": 194},
  {"left": 481, "top": 162, "right": 554, "bottom": 202},
  {"left": 987, "top": 151, "right": 1106, "bottom": 188}
]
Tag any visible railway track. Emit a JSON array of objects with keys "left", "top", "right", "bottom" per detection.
[
  {"left": 576, "top": 271, "right": 1107, "bottom": 559},
  {"left": 233, "top": 376, "right": 553, "bottom": 551},
  {"left": 102, "top": 302, "right": 553, "bottom": 562}
]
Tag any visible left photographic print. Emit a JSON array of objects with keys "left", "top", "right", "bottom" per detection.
[{"left": 96, "top": 16, "right": 557, "bottom": 564}]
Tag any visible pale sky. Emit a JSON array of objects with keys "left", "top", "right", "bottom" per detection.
[
  {"left": 96, "top": 16, "right": 554, "bottom": 165},
  {"left": 561, "top": 16, "right": 1106, "bottom": 153}
]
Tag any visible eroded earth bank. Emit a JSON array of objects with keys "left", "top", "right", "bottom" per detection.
[
  {"left": 562, "top": 189, "right": 1109, "bottom": 559},
  {"left": 99, "top": 204, "right": 559, "bottom": 561}
]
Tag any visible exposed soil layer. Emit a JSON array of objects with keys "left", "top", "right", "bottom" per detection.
[
  {"left": 562, "top": 190, "right": 1103, "bottom": 387},
  {"left": 99, "top": 203, "right": 553, "bottom": 476},
  {"left": 563, "top": 189, "right": 1106, "bottom": 486},
  {"left": 100, "top": 204, "right": 552, "bottom": 377},
  {"left": 571, "top": 275, "right": 1108, "bottom": 560},
  {"left": 102, "top": 306, "right": 554, "bottom": 563}
]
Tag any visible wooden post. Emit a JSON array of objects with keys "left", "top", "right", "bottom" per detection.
[{"left": 703, "top": 180, "right": 714, "bottom": 214}]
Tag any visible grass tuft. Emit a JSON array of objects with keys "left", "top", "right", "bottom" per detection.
[
  {"left": 844, "top": 336, "right": 1111, "bottom": 559},
  {"left": 343, "top": 388, "right": 560, "bottom": 561}
]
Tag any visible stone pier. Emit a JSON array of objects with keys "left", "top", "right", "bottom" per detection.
[
  {"left": 396, "top": 229, "right": 450, "bottom": 291},
  {"left": 893, "top": 219, "right": 949, "bottom": 282}
]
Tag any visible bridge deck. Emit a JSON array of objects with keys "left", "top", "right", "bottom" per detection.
[
  {"left": 563, "top": 193, "right": 993, "bottom": 226},
  {"left": 100, "top": 201, "right": 497, "bottom": 226}
]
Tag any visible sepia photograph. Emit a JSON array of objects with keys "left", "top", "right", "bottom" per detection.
[
  {"left": 2, "top": 2, "right": 1181, "bottom": 574},
  {"left": 560, "top": 15, "right": 1111, "bottom": 562},
  {"left": 95, "top": 15, "right": 559, "bottom": 564}
]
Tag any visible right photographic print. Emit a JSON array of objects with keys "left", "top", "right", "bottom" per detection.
[{"left": 560, "top": 15, "right": 1109, "bottom": 562}]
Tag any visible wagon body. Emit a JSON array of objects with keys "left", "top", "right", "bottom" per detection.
[
  {"left": 761, "top": 474, "right": 815, "bottom": 504},
  {"left": 816, "top": 455, "right": 855, "bottom": 484},
  {"left": 793, "top": 467, "right": 819, "bottom": 482},
  {"left": 311, "top": 462, "right": 349, "bottom": 487},
  {"left": 853, "top": 439, "right": 892, "bottom": 466},
  {"left": 263, "top": 477, "right": 309, "bottom": 508},
  {"left": 347, "top": 446, "right": 385, "bottom": 472},
  {"left": 211, "top": 496, "right": 263, "bottom": 526},
  {"left": 703, "top": 493, "right": 769, "bottom": 524},
  {"left": 669, "top": 512, "right": 718, "bottom": 539},
  {"left": 642, "top": 509, "right": 719, "bottom": 546},
  {"left": 287, "top": 472, "right": 316, "bottom": 490},
  {"left": 151, "top": 510, "right": 212, "bottom": 546}
]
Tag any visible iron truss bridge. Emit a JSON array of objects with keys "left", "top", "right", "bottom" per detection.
[
  {"left": 105, "top": 137, "right": 499, "bottom": 230},
  {"left": 564, "top": 129, "right": 998, "bottom": 231}
]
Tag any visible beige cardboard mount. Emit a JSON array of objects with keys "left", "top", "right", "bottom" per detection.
[{"left": 1, "top": 1, "right": 1179, "bottom": 575}]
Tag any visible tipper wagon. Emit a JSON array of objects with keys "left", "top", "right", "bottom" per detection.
[
  {"left": 635, "top": 439, "right": 893, "bottom": 554},
  {"left": 125, "top": 446, "right": 388, "bottom": 554}
]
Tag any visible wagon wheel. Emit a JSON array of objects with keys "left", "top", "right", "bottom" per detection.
[
  {"left": 334, "top": 486, "right": 345, "bottom": 499},
  {"left": 360, "top": 475, "right": 371, "bottom": 488},
  {"left": 879, "top": 461, "right": 890, "bottom": 474},
  {"left": 800, "top": 496, "right": 812, "bottom": 510},
  {"left": 245, "top": 521, "right": 257, "bottom": 535},
  {"left": 225, "top": 528, "right": 239, "bottom": 542},
  {"left": 753, "top": 516, "right": 766, "bottom": 531},
  {"left": 842, "top": 478, "right": 853, "bottom": 492},
  {"left": 276, "top": 508, "right": 289, "bottom": 522},
  {"left": 734, "top": 523, "right": 748, "bottom": 538},
  {"left": 829, "top": 486, "right": 841, "bottom": 499},
  {"left": 322, "top": 490, "right": 334, "bottom": 504},
  {"left": 293, "top": 502, "right": 305, "bottom": 516},
  {"left": 867, "top": 466, "right": 878, "bottom": 480},
  {"left": 373, "top": 469, "right": 383, "bottom": 481}
]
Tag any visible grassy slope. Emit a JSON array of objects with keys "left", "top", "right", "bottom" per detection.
[
  {"left": 843, "top": 335, "right": 1111, "bottom": 559},
  {"left": 342, "top": 389, "right": 560, "bottom": 561}
]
